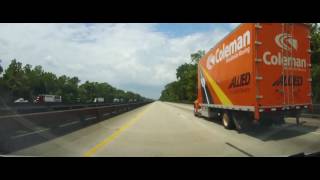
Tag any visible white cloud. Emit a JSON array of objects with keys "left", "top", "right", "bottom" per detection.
[
  {"left": 229, "top": 23, "right": 240, "bottom": 28},
  {"left": 0, "top": 23, "right": 230, "bottom": 99}
]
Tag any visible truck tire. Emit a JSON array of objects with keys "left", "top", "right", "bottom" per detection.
[
  {"left": 232, "top": 112, "right": 252, "bottom": 132},
  {"left": 194, "top": 110, "right": 198, "bottom": 117},
  {"left": 222, "top": 111, "right": 235, "bottom": 129},
  {"left": 194, "top": 108, "right": 199, "bottom": 117}
]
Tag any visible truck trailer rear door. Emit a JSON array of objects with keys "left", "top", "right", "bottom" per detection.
[{"left": 257, "top": 23, "right": 311, "bottom": 109}]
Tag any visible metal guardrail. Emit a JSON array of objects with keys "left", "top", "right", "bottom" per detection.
[
  {"left": 0, "top": 102, "right": 149, "bottom": 119},
  {"left": 0, "top": 101, "right": 151, "bottom": 153},
  {"left": 0, "top": 102, "right": 149, "bottom": 115}
]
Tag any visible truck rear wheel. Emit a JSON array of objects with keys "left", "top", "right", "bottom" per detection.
[
  {"left": 193, "top": 107, "right": 200, "bottom": 117},
  {"left": 193, "top": 103, "right": 199, "bottom": 117},
  {"left": 232, "top": 112, "right": 252, "bottom": 132},
  {"left": 222, "top": 112, "right": 235, "bottom": 129},
  {"left": 194, "top": 110, "right": 199, "bottom": 117}
]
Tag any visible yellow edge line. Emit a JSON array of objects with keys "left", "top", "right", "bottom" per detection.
[
  {"left": 83, "top": 105, "right": 150, "bottom": 157},
  {"left": 200, "top": 65, "right": 233, "bottom": 105}
]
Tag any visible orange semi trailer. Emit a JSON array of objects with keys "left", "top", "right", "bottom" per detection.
[{"left": 194, "top": 23, "right": 312, "bottom": 131}]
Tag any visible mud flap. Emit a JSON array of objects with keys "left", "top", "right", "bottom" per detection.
[{"left": 231, "top": 111, "right": 252, "bottom": 132}]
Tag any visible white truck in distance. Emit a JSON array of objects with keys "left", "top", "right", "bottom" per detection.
[
  {"left": 34, "top": 95, "right": 62, "bottom": 103},
  {"left": 93, "top": 97, "right": 104, "bottom": 103}
]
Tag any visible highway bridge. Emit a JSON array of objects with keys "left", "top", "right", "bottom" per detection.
[{"left": 1, "top": 101, "right": 320, "bottom": 157}]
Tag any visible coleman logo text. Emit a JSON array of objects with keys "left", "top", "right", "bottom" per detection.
[
  {"left": 275, "top": 33, "right": 298, "bottom": 51},
  {"left": 206, "top": 30, "right": 251, "bottom": 70},
  {"left": 263, "top": 33, "right": 306, "bottom": 69}
]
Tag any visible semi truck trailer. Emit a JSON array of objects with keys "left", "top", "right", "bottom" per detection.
[
  {"left": 34, "top": 95, "right": 62, "bottom": 103},
  {"left": 194, "top": 23, "right": 312, "bottom": 131},
  {"left": 93, "top": 97, "right": 104, "bottom": 103}
]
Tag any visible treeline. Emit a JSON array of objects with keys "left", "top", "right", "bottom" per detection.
[
  {"left": 311, "top": 23, "right": 320, "bottom": 103},
  {"left": 159, "top": 50, "right": 204, "bottom": 103},
  {"left": 0, "top": 59, "right": 150, "bottom": 104},
  {"left": 160, "top": 23, "right": 320, "bottom": 104}
]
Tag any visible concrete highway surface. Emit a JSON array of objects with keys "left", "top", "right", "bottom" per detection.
[{"left": 9, "top": 101, "right": 320, "bottom": 157}]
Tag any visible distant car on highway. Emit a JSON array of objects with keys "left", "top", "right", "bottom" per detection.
[{"left": 14, "top": 98, "right": 29, "bottom": 103}]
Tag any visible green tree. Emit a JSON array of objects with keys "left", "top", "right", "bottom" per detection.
[
  {"left": 30, "top": 65, "right": 46, "bottom": 97},
  {"left": 2, "top": 59, "right": 26, "bottom": 101},
  {"left": 57, "top": 76, "right": 80, "bottom": 103},
  {"left": 312, "top": 65, "right": 320, "bottom": 103},
  {"left": 160, "top": 81, "right": 180, "bottom": 101},
  {"left": 79, "top": 81, "right": 113, "bottom": 103},
  {"left": 42, "top": 72, "right": 58, "bottom": 94},
  {"left": 191, "top": 50, "right": 205, "bottom": 64},
  {"left": 175, "top": 63, "right": 197, "bottom": 101},
  {"left": 311, "top": 23, "right": 320, "bottom": 103},
  {"left": 160, "top": 50, "right": 205, "bottom": 103},
  {"left": 79, "top": 81, "right": 93, "bottom": 103},
  {"left": 0, "top": 59, "right": 148, "bottom": 104}
]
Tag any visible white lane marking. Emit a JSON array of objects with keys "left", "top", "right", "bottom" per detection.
[
  {"left": 11, "top": 128, "right": 50, "bottom": 139},
  {"left": 59, "top": 121, "right": 80, "bottom": 128},
  {"left": 85, "top": 117, "right": 96, "bottom": 121}
]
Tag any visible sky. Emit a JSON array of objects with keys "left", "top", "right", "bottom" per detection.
[{"left": 0, "top": 23, "right": 240, "bottom": 99}]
